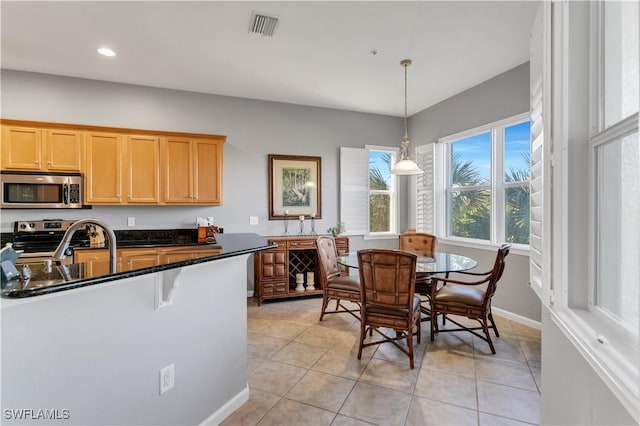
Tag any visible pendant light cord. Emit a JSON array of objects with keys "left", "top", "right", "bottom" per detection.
[{"left": 403, "top": 61, "right": 409, "bottom": 142}]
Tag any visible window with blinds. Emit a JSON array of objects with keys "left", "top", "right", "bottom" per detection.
[{"left": 339, "top": 146, "right": 399, "bottom": 237}]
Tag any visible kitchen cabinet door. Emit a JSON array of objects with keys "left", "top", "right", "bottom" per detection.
[
  {"left": 85, "top": 132, "right": 123, "bottom": 204},
  {"left": 1, "top": 125, "right": 43, "bottom": 170},
  {"left": 162, "top": 137, "right": 223, "bottom": 205},
  {"left": 125, "top": 135, "right": 160, "bottom": 203},
  {"left": 1, "top": 125, "right": 82, "bottom": 172},
  {"left": 162, "top": 137, "right": 194, "bottom": 203},
  {"left": 193, "top": 139, "right": 223, "bottom": 205},
  {"left": 45, "top": 129, "right": 83, "bottom": 171},
  {"left": 74, "top": 249, "right": 112, "bottom": 278},
  {"left": 162, "top": 251, "right": 194, "bottom": 264},
  {"left": 120, "top": 248, "right": 160, "bottom": 270}
]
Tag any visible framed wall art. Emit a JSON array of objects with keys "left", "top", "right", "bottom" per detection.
[{"left": 268, "top": 154, "right": 322, "bottom": 220}]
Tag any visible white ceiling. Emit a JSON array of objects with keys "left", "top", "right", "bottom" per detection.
[{"left": 1, "top": 1, "right": 539, "bottom": 117}]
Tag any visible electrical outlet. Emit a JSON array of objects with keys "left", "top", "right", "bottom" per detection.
[
  {"left": 196, "top": 216, "right": 205, "bottom": 225},
  {"left": 160, "top": 364, "right": 174, "bottom": 394},
  {"left": 249, "top": 216, "right": 259, "bottom": 225},
  {"left": 127, "top": 217, "right": 135, "bottom": 227},
  {"left": 206, "top": 216, "right": 214, "bottom": 225}
]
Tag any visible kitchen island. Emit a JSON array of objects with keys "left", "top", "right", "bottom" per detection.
[{"left": 1, "top": 233, "right": 274, "bottom": 425}]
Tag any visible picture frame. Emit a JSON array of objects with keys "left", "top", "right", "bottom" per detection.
[{"left": 268, "top": 154, "right": 322, "bottom": 220}]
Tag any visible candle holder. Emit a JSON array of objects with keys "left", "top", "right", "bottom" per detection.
[
  {"left": 298, "top": 216, "right": 305, "bottom": 236},
  {"left": 309, "top": 215, "right": 317, "bottom": 236},
  {"left": 305, "top": 271, "right": 316, "bottom": 291},
  {"left": 294, "top": 273, "right": 305, "bottom": 292},
  {"left": 282, "top": 213, "right": 290, "bottom": 236}
]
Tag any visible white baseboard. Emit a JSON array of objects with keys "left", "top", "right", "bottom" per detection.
[
  {"left": 493, "top": 307, "right": 541, "bottom": 330},
  {"left": 246, "top": 291, "right": 254, "bottom": 298},
  {"left": 200, "top": 385, "right": 249, "bottom": 425}
]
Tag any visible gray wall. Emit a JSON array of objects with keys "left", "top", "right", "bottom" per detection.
[{"left": 407, "top": 63, "right": 540, "bottom": 322}]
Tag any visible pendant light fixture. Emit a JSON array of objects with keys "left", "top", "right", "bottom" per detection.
[{"left": 390, "top": 59, "right": 424, "bottom": 175}]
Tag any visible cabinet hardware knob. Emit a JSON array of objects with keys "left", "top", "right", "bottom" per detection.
[{"left": 34, "top": 160, "right": 40, "bottom": 164}]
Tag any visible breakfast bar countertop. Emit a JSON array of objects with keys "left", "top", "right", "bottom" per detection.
[{"left": 1, "top": 233, "right": 275, "bottom": 299}]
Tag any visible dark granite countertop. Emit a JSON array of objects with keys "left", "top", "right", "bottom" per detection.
[{"left": 2, "top": 233, "right": 275, "bottom": 299}]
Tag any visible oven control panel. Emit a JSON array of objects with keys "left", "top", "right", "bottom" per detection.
[{"left": 14, "top": 220, "right": 78, "bottom": 233}]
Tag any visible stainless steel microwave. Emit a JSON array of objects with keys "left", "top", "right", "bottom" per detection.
[{"left": 0, "top": 171, "right": 85, "bottom": 209}]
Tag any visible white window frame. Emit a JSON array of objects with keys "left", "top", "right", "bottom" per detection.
[
  {"left": 339, "top": 145, "right": 399, "bottom": 239},
  {"left": 436, "top": 112, "right": 531, "bottom": 254},
  {"left": 547, "top": 1, "right": 639, "bottom": 420}
]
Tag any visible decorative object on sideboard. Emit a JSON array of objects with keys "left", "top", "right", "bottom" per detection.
[
  {"left": 309, "top": 213, "right": 317, "bottom": 236},
  {"left": 282, "top": 210, "right": 290, "bottom": 236},
  {"left": 268, "top": 154, "right": 322, "bottom": 220},
  {"left": 306, "top": 271, "right": 315, "bottom": 291},
  {"left": 298, "top": 215, "right": 305, "bottom": 236},
  {"left": 327, "top": 222, "right": 346, "bottom": 238},
  {"left": 390, "top": 59, "right": 424, "bottom": 175},
  {"left": 295, "top": 273, "right": 305, "bottom": 292}
]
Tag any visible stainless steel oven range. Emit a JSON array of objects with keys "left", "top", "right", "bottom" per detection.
[{"left": 12, "top": 220, "right": 89, "bottom": 264}]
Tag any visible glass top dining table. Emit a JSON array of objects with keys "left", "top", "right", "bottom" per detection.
[{"left": 337, "top": 251, "right": 478, "bottom": 276}]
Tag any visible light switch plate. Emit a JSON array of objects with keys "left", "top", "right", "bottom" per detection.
[
  {"left": 127, "top": 217, "right": 135, "bottom": 226},
  {"left": 249, "top": 216, "right": 259, "bottom": 225}
]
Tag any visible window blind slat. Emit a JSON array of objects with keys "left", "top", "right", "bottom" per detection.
[{"left": 416, "top": 143, "right": 436, "bottom": 234}]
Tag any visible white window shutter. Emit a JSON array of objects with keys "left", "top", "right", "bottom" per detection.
[
  {"left": 529, "top": 2, "right": 551, "bottom": 303},
  {"left": 340, "top": 147, "right": 368, "bottom": 235},
  {"left": 415, "top": 143, "right": 436, "bottom": 234}
]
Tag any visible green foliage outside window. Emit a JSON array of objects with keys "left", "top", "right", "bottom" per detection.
[
  {"left": 450, "top": 152, "right": 530, "bottom": 244},
  {"left": 369, "top": 153, "right": 392, "bottom": 233}
]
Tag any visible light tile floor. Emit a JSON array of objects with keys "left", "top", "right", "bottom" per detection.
[{"left": 222, "top": 297, "right": 541, "bottom": 426}]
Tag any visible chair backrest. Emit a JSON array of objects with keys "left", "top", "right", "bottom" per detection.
[
  {"left": 485, "top": 243, "right": 511, "bottom": 300},
  {"left": 399, "top": 230, "right": 436, "bottom": 256},
  {"left": 316, "top": 236, "right": 342, "bottom": 282},
  {"left": 357, "top": 249, "right": 417, "bottom": 308}
]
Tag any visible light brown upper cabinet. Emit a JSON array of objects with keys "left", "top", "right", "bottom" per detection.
[
  {"left": 1, "top": 119, "right": 225, "bottom": 206},
  {"left": 125, "top": 135, "right": 160, "bottom": 204},
  {"left": 1, "top": 124, "right": 83, "bottom": 171},
  {"left": 162, "top": 137, "right": 223, "bottom": 205},
  {"left": 85, "top": 132, "right": 161, "bottom": 205},
  {"left": 85, "top": 131, "right": 124, "bottom": 204}
]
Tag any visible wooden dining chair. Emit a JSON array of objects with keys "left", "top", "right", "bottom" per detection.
[
  {"left": 399, "top": 230, "right": 436, "bottom": 256},
  {"left": 399, "top": 230, "right": 438, "bottom": 319},
  {"left": 357, "top": 249, "right": 421, "bottom": 369},
  {"left": 429, "top": 244, "right": 511, "bottom": 354},
  {"left": 316, "top": 236, "right": 361, "bottom": 321}
]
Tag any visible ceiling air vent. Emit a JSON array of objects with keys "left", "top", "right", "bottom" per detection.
[{"left": 249, "top": 12, "right": 279, "bottom": 37}]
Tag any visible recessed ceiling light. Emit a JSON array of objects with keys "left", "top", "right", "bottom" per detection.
[{"left": 97, "top": 47, "right": 116, "bottom": 57}]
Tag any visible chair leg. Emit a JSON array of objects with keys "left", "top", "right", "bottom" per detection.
[
  {"left": 488, "top": 311, "right": 500, "bottom": 337},
  {"left": 481, "top": 318, "right": 496, "bottom": 354},
  {"left": 407, "top": 327, "right": 415, "bottom": 369},
  {"left": 430, "top": 308, "right": 436, "bottom": 342},
  {"left": 319, "top": 295, "right": 329, "bottom": 321},
  {"left": 357, "top": 322, "right": 366, "bottom": 360},
  {"left": 416, "top": 316, "right": 421, "bottom": 344}
]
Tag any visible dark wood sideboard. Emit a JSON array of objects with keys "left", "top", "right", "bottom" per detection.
[{"left": 253, "top": 235, "right": 349, "bottom": 305}]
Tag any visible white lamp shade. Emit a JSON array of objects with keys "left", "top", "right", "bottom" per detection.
[{"left": 391, "top": 159, "right": 424, "bottom": 175}]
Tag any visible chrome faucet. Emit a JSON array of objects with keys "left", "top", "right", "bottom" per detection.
[{"left": 52, "top": 218, "right": 117, "bottom": 274}]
